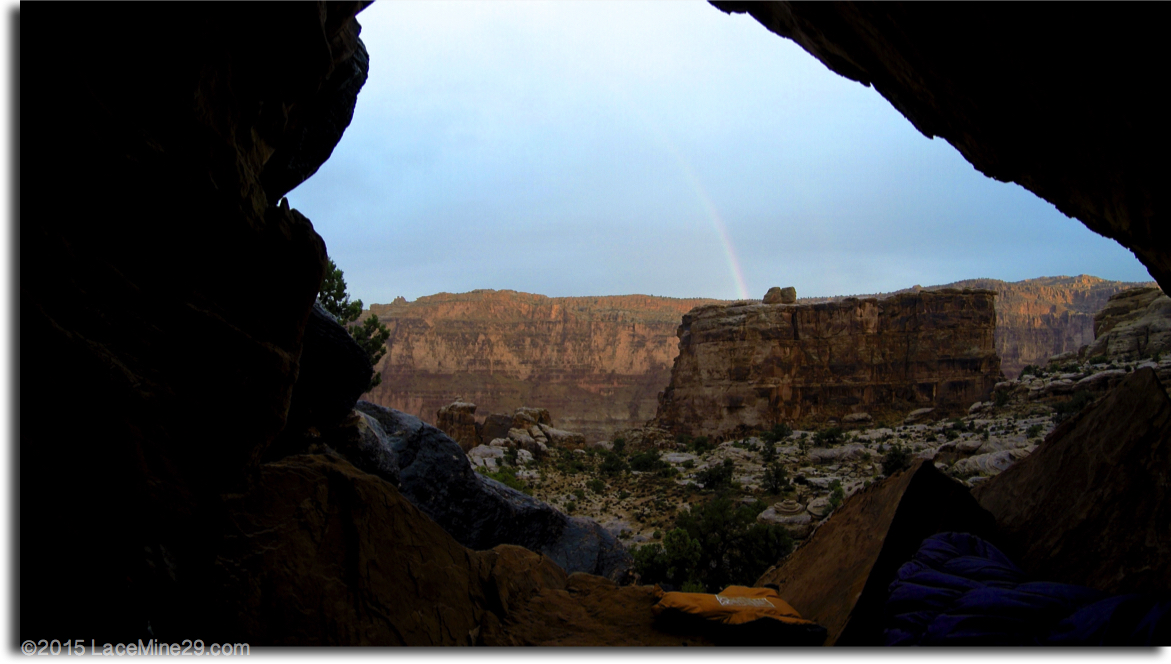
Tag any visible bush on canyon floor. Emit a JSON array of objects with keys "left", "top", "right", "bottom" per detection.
[
  {"left": 814, "top": 427, "right": 845, "bottom": 447},
  {"left": 687, "top": 436, "right": 714, "bottom": 454},
  {"left": 762, "top": 462, "right": 789, "bottom": 494},
  {"left": 1053, "top": 390, "right": 1095, "bottom": 423},
  {"left": 1020, "top": 364, "right": 1043, "bottom": 377},
  {"left": 633, "top": 495, "right": 794, "bottom": 593},
  {"left": 476, "top": 466, "right": 531, "bottom": 495},
  {"left": 598, "top": 451, "right": 629, "bottom": 476},
  {"left": 881, "top": 444, "right": 913, "bottom": 477},
  {"left": 612, "top": 438, "right": 626, "bottom": 454},
  {"left": 761, "top": 423, "right": 793, "bottom": 443},
  {"left": 994, "top": 389, "right": 1012, "bottom": 408},
  {"left": 1026, "top": 424, "right": 1044, "bottom": 439},
  {"left": 695, "top": 459, "right": 735, "bottom": 490},
  {"left": 629, "top": 450, "right": 666, "bottom": 473}
]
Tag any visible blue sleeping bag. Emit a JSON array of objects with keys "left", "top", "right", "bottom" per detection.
[{"left": 883, "top": 532, "right": 1170, "bottom": 645}]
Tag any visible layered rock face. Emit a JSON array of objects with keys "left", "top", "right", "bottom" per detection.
[
  {"left": 941, "top": 276, "right": 1155, "bottom": 377},
  {"left": 362, "top": 290, "right": 723, "bottom": 442},
  {"left": 654, "top": 290, "right": 1001, "bottom": 437},
  {"left": 1085, "top": 286, "right": 1171, "bottom": 362},
  {"left": 711, "top": 3, "right": 1171, "bottom": 295}
]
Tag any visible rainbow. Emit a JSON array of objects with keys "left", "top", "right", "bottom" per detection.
[
  {"left": 600, "top": 79, "right": 752, "bottom": 300},
  {"left": 669, "top": 152, "right": 751, "bottom": 300}
]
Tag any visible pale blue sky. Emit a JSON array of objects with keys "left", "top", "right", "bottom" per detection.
[{"left": 287, "top": 0, "right": 1152, "bottom": 304}]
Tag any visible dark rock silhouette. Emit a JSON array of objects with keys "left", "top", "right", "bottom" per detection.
[
  {"left": 711, "top": 3, "right": 1171, "bottom": 295},
  {"left": 973, "top": 368, "right": 1171, "bottom": 595},
  {"left": 355, "top": 401, "right": 632, "bottom": 580}
]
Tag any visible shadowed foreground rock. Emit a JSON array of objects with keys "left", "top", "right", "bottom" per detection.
[
  {"left": 21, "top": 2, "right": 369, "bottom": 639},
  {"left": 973, "top": 368, "right": 1171, "bottom": 594},
  {"left": 215, "top": 454, "right": 568, "bottom": 645},
  {"left": 356, "top": 401, "right": 632, "bottom": 580},
  {"left": 754, "top": 459, "right": 997, "bottom": 646}
]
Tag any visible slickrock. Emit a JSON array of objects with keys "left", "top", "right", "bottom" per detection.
[
  {"left": 361, "top": 290, "right": 723, "bottom": 442},
  {"left": 972, "top": 368, "right": 1171, "bottom": 595},
  {"left": 654, "top": 289, "right": 1000, "bottom": 437}
]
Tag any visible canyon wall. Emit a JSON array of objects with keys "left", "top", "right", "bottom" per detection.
[
  {"left": 808, "top": 276, "right": 1156, "bottom": 378},
  {"left": 361, "top": 277, "right": 1149, "bottom": 441},
  {"left": 361, "top": 290, "right": 722, "bottom": 442},
  {"left": 653, "top": 289, "right": 1001, "bottom": 437}
]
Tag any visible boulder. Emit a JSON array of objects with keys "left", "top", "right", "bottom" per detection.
[
  {"left": 355, "top": 401, "right": 631, "bottom": 580},
  {"left": 809, "top": 443, "right": 868, "bottom": 464},
  {"left": 763, "top": 286, "right": 797, "bottom": 304},
  {"left": 437, "top": 400, "right": 482, "bottom": 452},
  {"left": 516, "top": 407, "right": 552, "bottom": 426},
  {"left": 539, "top": 424, "right": 587, "bottom": 448},
  {"left": 843, "top": 412, "right": 872, "bottom": 423},
  {"left": 950, "top": 448, "right": 1031, "bottom": 477},
  {"left": 755, "top": 459, "right": 997, "bottom": 645},
  {"left": 758, "top": 500, "right": 814, "bottom": 538},
  {"left": 904, "top": 407, "right": 935, "bottom": 423},
  {"left": 214, "top": 453, "right": 568, "bottom": 645},
  {"left": 972, "top": 368, "right": 1171, "bottom": 595},
  {"left": 468, "top": 445, "right": 505, "bottom": 470},
  {"left": 321, "top": 410, "right": 400, "bottom": 487},
  {"left": 286, "top": 303, "right": 374, "bottom": 434}
]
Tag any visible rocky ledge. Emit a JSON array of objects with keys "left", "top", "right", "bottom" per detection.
[{"left": 654, "top": 289, "right": 1000, "bottom": 437}]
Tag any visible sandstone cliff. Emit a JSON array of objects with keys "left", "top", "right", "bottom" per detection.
[
  {"left": 807, "top": 276, "right": 1156, "bottom": 378},
  {"left": 361, "top": 290, "right": 722, "bottom": 442},
  {"left": 654, "top": 289, "right": 1001, "bottom": 437}
]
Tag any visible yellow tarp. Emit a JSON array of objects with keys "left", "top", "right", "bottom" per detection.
[{"left": 652, "top": 585, "right": 819, "bottom": 627}]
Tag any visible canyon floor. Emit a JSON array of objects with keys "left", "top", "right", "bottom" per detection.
[{"left": 473, "top": 353, "right": 1171, "bottom": 563}]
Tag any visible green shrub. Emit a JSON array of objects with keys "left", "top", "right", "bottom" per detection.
[
  {"left": 1053, "top": 390, "right": 1095, "bottom": 423},
  {"left": 564, "top": 501, "right": 576, "bottom": 513},
  {"left": 633, "top": 496, "right": 794, "bottom": 593},
  {"left": 762, "top": 462, "right": 789, "bottom": 494},
  {"left": 994, "top": 389, "right": 1011, "bottom": 407},
  {"left": 587, "top": 478, "right": 606, "bottom": 494},
  {"left": 1088, "top": 355, "right": 1108, "bottom": 365},
  {"left": 944, "top": 428, "right": 959, "bottom": 441},
  {"left": 688, "top": 436, "right": 713, "bottom": 454},
  {"left": 629, "top": 450, "right": 666, "bottom": 473},
  {"left": 828, "top": 480, "right": 845, "bottom": 509},
  {"left": 761, "top": 423, "right": 793, "bottom": 443},
  {"left": 1020, "top": 364, "right": 1042, "bottom": 378},
  {"left": 881, "top": 444, "right": 913, "bottom": 477},
  {"left": 573, "top": 488, "right": 586, "bottom": 500},
  {"left": 476, "top": 466, "right": 531, "bottom": 495},
  {"left": 1026, "top": 424, "right": 1043, "bottom": 439},
  {"left": 612, "top": 438, "right": 626, "bottom": 455},
  {"left": 695, "top": 459, "right": 734, "bottom": 490},
  {"left": 618, "top": 490, "right": 630, "bottom": 501},
  {"left": 682, "top": 459, "right": 695, "bottom": 469},
  {"left": 814, "top": 427, "right": 844, "bottom": 447},
  {"left": 503, "top": 446, "right": 519, "bottom": 467},
  {"left": 598, "top": 451, "right": 629, "bottom": 476}
]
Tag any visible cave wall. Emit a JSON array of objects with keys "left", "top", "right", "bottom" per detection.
[
  {"left": 21, "top": 3, "right": 369, "bottom": 639},
  {"left": 712, "top": 2, "right": 1168, "bottom": 294}
]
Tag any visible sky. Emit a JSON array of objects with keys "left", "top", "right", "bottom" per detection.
[{"left": 287, "top": 0, "right": 1153, "bottom": 305}]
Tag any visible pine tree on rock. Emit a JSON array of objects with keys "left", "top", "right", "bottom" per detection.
[{"left": 317, "top": 257, "right": 391, "bottom": 391}]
